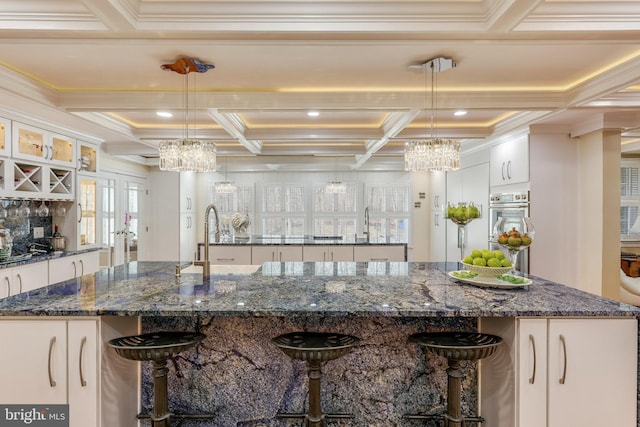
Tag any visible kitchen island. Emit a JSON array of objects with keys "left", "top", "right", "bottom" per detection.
[{"left": 0, "top": 261, "right": 637, "bottom": 427}]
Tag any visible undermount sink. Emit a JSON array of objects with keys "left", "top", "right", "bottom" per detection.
[{"left": 181, "top": 264, "right": 261, "bottom": 275}]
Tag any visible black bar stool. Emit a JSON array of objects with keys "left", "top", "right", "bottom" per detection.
[
  {"left": 108, "top": 331, "right": 208, "bottom": 427},
  {"left": 272, "top": 331, "right": 360, "bottom": 427},
  {"left": 404, "top": 332, "right": 503, "bottom": 427}
]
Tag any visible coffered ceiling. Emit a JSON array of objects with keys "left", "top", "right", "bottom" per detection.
[{"left": 1, "top": 0, "right": 640, "bottom": 170}]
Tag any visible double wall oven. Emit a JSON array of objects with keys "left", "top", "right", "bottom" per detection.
[{"left": 489, "top": 191, "right": 530, "bottom": 273}]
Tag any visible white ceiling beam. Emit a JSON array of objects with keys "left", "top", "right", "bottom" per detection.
[
  {"left": 486, "top": 0, "right": 545, "bottom": 32},
  {"left": 208, "top": 109, "right": 262, "bottom": 154},
  {"left": 353, "top": 109, "right": 419, "bottom": 169},
  {"left": 79, "top": 0, "right": 138, "bottom": 31}
]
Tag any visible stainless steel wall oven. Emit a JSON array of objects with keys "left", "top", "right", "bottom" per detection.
[{"left": 489, "top": 191, "right": 530, "bottom": 273}]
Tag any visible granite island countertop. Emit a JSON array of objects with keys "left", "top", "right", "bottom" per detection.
[{"left": 0, "top": 261, "right": 637, "bottom": 318}]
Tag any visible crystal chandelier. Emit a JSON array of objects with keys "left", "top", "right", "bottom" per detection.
[
  {"left": 325, "top": 157, "right": 346, "bottom": 194},
  {"left": 158, "top": 57, "right": 217, "bottom": 172},
  {"left": 404, "top": 57, "right": 460, "bottom": 172},
  {"left": 215, "top": 157, "right": 237, "bottom": 193}
]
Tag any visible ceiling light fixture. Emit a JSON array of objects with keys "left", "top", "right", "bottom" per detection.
[
  {"left": 307, "top": 111, "right": 320, "bottom": 117},
  {"left": 454, "top": 110, "right": 467, "bottom": 116},
  {"left": 215, "top": 156, "right": 237, "bottom": 193},
  {"left": 158, "top": 56, "right": 217, "bottom": 172},
  {"left": 156, "top": 111, "right": 173, "bottom": 118},
  {"left": 404, "top": 57, "right": 460, "bottom": 172},
  {"left": 325, "top": 157, "right": 346, "bottom": 194}
]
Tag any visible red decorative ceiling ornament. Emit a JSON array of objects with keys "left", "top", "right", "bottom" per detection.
[{"left": 161, "top": 57, "right": 215, "bottom": 74}]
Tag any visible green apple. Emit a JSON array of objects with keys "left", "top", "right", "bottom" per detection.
[{"left": 473, "top": 257, "right": 487, "bottom": 266}]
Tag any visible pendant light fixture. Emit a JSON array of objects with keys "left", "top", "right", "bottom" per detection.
[
  {"left": 158, "top": 57, "right": 217, "bottom": 173},
  {"left": 325, "top": 157, "right": 346, "bottom": 194},
  {"left": 215, "top": 156, "right": 237, "bottom": 193},
  {"left": 404, "top": 56, "right": 460, "bottom": 172}
]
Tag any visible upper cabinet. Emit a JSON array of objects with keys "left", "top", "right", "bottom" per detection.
[
  {"left": 12, "top": 122, "right": 76, "bottom": 168},
  {"left": 77, "top": 141, "right": 98, "bottom": 174},
  {"left": 490, "top": 135, "right": 529, "bottom": 187},
  {"left": 0, "top": 117, "right": 10, "bottom": 157}
]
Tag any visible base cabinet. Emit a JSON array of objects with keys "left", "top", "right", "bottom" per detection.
[
  {"left": 353, "top": 245, "right": 406, "bottom": 262},
  {"left": 48, "top": 252, "right": 100, "bottom": 284},
  {"left": 0, "top": 260, "right": 49, "bottom": 297},
  {"left": 252, "top": 245, "right": 303, "bottom": 263},
  {"left": 0, "top": 317, "right": 139, "bottom": 427},
  {"left": 480, "top": 317, "right": 637, "bottom": 427},
  {"left": 302, "top": 245, "right": 354, "bottom": 262}
]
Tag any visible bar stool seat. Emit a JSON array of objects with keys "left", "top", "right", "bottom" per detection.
[
  {"left": 109, "top": 331, "right": 207, "bottom": 427},
  {"left": 272, "top": 332, "right": 360, "bottom": 427},
  {"left": 404, "top": 332, "right": 503, "bottom": 427}
]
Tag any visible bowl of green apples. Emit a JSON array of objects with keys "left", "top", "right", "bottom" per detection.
[{"left": 461, "top": 249, "right": 512, "bottom": 276}]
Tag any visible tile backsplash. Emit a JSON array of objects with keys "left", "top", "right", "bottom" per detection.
[{"left": 1, "top": 200, "right": 54, "bottom": 255}]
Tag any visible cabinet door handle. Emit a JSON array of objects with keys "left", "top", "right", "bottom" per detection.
[
  {"left": 79, "top": 336, "right": 87, "bottom": 387},
  {"left": 215, "top": 258, "right": 235, "bottom": 262},
  {"left": 330, "top": 251, "right": 334, "bottom": 262},
  {"left": 79, "top": 260, "right": 84, "bottom": 276},
  {"left": 5, "top": 277, "right": 9, "bottom": 296},
  {"left": 279, "top": 251, "right": 282, "bottom": 262},
  {"left": 48, "top": 336, "right": 57, "bottom": 387},
  {"left": 72, "top": 261, "right": 77, "bottom": 278},
  {"left": 43, "top": 145, "right": 49, "bottom": 160},
  {"left": 16, "top": 274, "right": 22, "bottom": 294},
  {"left": 370, "top": 258, "right": 388, "bottom": 261},
  {"left": 501, "top": 161, "right": 506, "bottom": 180},
  {"left": 507, "top": 160, "right": 512, "bottom": 179},
  {"left": 559, "top": 334, "right": 567, "bottom": 384},
  {"left": 528, "top": 334, "right": 537, "bottom": 384},
  {"left": 78, "top": 203, "right": 83, "bottom": 223}
]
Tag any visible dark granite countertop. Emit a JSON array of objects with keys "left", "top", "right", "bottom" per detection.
[
  {"left": 0, "top": 261, "right": 637, "bottom": 318},
  {"left": 200, "top": 235, "right": 406, "bottom": 246}
]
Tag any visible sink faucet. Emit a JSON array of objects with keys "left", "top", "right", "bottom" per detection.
[
  {"left": 363, "top": 206, "right": 370, "bottom": 243},
  {"left": 195, "top": 203, "right": 220, "bottom": 278}
]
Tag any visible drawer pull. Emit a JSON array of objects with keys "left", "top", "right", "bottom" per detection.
[
  {"left": 216, "top": 258, "right": 235, "bottom": 262},
  {"left": 559, "top": 334, "right": 567, "bottom": 384},
  {"left": 528, "top": 334, "right": 536, "bottom": 384},
  {"left": 370, "top": 258, "right": 388, "bottom": 261},
  {"left": 48, "top": 336, "right": 57, "bottom": 387},
  {"left": 79, "top": 336, "right": 87, "bottom": 387}
]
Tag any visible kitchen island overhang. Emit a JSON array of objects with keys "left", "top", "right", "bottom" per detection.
[{"left": 0, "top": 261, "right": 637, "bottom": 427}]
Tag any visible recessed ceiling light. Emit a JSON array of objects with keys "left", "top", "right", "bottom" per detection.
[
  {"left": 307, "top": 111, "right": 320, "bottom": 117},
  {"left": 454, "top": 110, "right": 468, "bottom": 116},
  {"left": 156, "top": 111, "right": 173, "bottom": 118}
]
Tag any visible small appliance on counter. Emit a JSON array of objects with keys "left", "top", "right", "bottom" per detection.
[{"left": 48, "top": 224, "right": 66, "bottom": 253}]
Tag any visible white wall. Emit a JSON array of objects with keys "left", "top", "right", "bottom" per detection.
[{"left": 529, "top": 132, "right": 579, "bottom": 287}]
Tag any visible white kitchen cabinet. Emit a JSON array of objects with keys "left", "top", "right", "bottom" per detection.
[
  {"left": 5, "top": 160, "right": 75, "bottom": 200},
  {"left": 490, "top": 135, "right": 529, "bottom": 186},
  {"left": 12, "top": 122, "right": 76, "bottom": 168},
  {"left": 0, "top": 317, "right": 139, "bottom": 427},
  {"left": 252, "top": 245, "right": 303, "bottom": 263},
  {"left": 48, "top": 251, "right": 100, "bottom": 284},
  {"left": 0, "top": 320, "right": 68, "bottom": 404},
  {"left": 429, "top": 211, "right": 446, "bottom": 262},
  {"left": 480, "top": 317, "right": 637, "bottom": 427},
  {"left": 353, "top": 245, "right": 406, "bottom": 262},
  {"left": 207, "top": 245, "right": 252, "bottom": 265},
  {"left": 0, "top": 116, "right": 10, "bottom": 157},
  {"left": 302, "top": 245, "right": 354, "bottom": 262},
  {"left": 446, "top": 163, "right": 489, "bottom": 262},
  {"left": 77, "top": 140, "right": 98, "bottom": 174},
  {"left": 0, "top": 260, "right": 49, "bottom": 297},
  {"left": 13, "top": 261, "right": 49, "bottom": 292}
]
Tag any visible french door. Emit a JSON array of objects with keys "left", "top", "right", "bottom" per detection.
[{"left": 99, "top": 172, "right": 146, "bottom": 267}]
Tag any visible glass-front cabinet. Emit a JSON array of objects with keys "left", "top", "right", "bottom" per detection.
[
  {"left": 78, "top": 177, "right": 97, "bottom": 248},
  {"left": 0, "top": 117, "right": 10, "bottom": 157},
  {"left": 12, "top": 122, "right": 76, "bottom": 168},
  {"left": 77, "top": 141, "right": 98, "bottom": 174}
]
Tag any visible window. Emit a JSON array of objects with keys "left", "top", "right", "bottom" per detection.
[
  {"left": 262, "top": 184, "right": 305, "bottom": 235},
  {"left": 312, "top": 184, "right": 358, "bottom": 237},
  {"left": 364, "top": 185, "right": 410, "bottom": 243},
  {"left": 621, "top": 160, "right": 640, "bottom": 238},
  {"left": 208, "top": 185, "right": 254, "bottom": 239}
]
